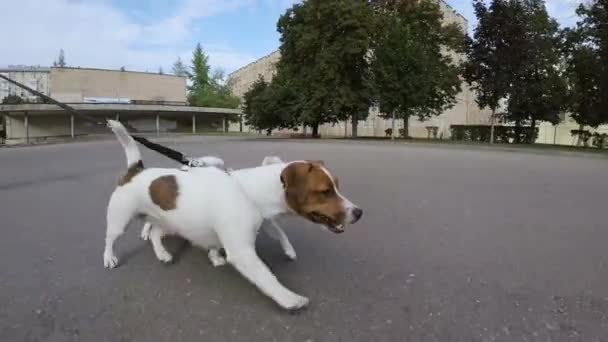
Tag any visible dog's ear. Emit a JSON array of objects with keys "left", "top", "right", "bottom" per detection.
[
  {"left": 310, "top": 160, "right": 324, "bottom": 166},
  {"left": 280, "top": 162, "right": 310, "bottom": 212}
]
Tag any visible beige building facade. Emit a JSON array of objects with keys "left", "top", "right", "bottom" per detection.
[
  {"left": 228, "top": 1, "right": 492, "bottom": 138},
  {"left": 50, "top": 67, "right": 187, "bottom": 105},
  {"left": 0, "top": 66, "right": 227, "bottom": 144}
]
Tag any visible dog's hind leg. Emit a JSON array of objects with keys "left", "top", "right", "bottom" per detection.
[
  {"left": 264, "top": 219, "right": 297, "bottom": 261},
  {"left": 149, "top": 226, "right": 173, "bottom": 263},
  {"left": 140, "top": 222, "right": 152, "bottom": 241},
  {"left": 103, "top": 192, "right": 136, "bottom": 268}
]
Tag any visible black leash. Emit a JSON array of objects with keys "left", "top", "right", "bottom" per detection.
[{"left": 0, "top": 73, "right": 192, "bottom": 166}]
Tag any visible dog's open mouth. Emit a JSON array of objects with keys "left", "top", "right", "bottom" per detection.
[{"left": 309, "top": 212, "right": 345, "bottom": 234}]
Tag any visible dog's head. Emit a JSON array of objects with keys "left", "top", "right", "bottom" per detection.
[{"left": 280, "top": 161, "right": 362, "bottom": 233}]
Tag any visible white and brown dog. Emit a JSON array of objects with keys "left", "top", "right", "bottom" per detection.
[
  {"left": 103, "top": 120, "right": 362, "bottom": 310},
  {"left": 140, "top": 155, "right": 300, "bottom": 266}
]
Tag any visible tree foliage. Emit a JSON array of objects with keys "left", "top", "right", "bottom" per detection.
[
  {"left": 242, "top": 76, "right": 298, "bottom": 134},
  {"left": 2, "top": 94, "right": 24, "bottom": 104},
  {"left": 276, "top": 0, "right": 375, "bottom": 137},
  {"left": 563, "top": 0, "right": 608, "bottom": 127},
  {"left": 465, "top": 0, "right": 567, "bottom": 142},
  {"left": 370, "top": 0, "right": 464, "bottom": 137},
  {"left": 504, "top": 0, "right": 567, "bottom": 130},
  {"left": 53, "top": 49, "right": 66, "bottom": 67},
  {"left": 187, "top": 43, "right": 240, "bottom": 109},
  {"left": 171, "top": 57, "right": 188, "bottom": 77}
]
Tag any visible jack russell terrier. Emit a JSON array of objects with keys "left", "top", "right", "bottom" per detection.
[
  {"left": 139, "top": 155, "right": 303, "bottom": 266},
  {"left": 103, "top": 120, "right": 363, "bottom": 310}
]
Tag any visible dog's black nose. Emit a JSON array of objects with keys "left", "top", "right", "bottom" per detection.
[{"left": 353, "top": 207, "right": 363, "bottom": 222}]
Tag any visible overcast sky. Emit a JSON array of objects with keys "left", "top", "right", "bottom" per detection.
[{"left": 0, "top": 0, "right": 584, "bottom": 74}]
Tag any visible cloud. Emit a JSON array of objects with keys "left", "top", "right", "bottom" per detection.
[{"left": 0, "top": 0, "right": 258, "bottom": 73}]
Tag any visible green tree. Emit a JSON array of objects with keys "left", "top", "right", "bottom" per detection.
[
  {"left": 188, "top": 43, "right": 211, "bottom": 102},
  {"left": 53, "top": 48, "right": 66, "bottom": 67},
  {"left": 276, "top": 0, "right": 375, "bottom": 137},
  {"left": 171, "top": 57, "right": 188, "bottom": 77},
  {"left": 187, "top": 44, "right": 240, "bottom": 109},
  {"left": 242, "top": 76, "right": 285, "bottom": 135},
  {"left": 563, "top": 0, "right": 608, "bottom": 128},
  {"left": 464, "top": 0, "right": 512, "bottom": 144},
  {"left": 2, "top": 94, "right": 24, "bottom": 104},
  {"left": 370, "top": 0, "right": 464, "bottom": 139},
  {"left": 504, "top": 0, "right": 567, "bottom": 141}
]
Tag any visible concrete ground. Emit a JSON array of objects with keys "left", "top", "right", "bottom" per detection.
[{"left": 1, "top": 137, "right": 607, "bottom": 342}]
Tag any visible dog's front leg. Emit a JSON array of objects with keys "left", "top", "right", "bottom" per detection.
[
  {"left": 149, "top": 226, "right": 173, "bottom": 263},
  {"left": 264, "top": 219, "right": 297, "bottom": 261},
  {"left": 221, "top": 236, "right": 308, "bottom": 310}
]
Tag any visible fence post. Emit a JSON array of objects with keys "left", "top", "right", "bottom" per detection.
[
  {"left": 192, "top": 114, "right": 196, "bottom": 134},
  {"left": 70, "top": 114, "right": 74, "bottom": 138}
]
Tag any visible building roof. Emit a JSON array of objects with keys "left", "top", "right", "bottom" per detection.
[
  {"left": 0, "top": 103, "right": 242, "bottom": 115},
  {"left": 51, "top": 67, "right": 186, "bottom": 78},
  {"left": 0, "top": 66, "right": 50, "bottom": 73}
]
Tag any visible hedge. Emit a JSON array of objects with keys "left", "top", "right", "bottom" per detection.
[{"left": 450, "top": 125, "right": 539, "bottom": 144}]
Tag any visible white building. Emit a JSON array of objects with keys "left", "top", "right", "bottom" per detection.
[{"left": 0, "top": 66, "right": 50, "bottom": 103}]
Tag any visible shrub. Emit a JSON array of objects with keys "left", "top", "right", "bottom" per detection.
[{"left": 450, "top": 125, "right": 538, "bottom": 144}]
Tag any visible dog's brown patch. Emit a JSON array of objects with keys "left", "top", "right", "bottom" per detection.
[
  {"left": 281, "top": 161, "right": 345, "bottom": 228},
  {"left": 118, "top": 160, "right": 144, "bottom": 186},
  {"left": 149, "top": 175, "right": 179, "bottom": 210}
]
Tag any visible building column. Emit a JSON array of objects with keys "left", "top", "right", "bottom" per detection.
[
  {"left": 222, "top": 116, "right": 227, "bottom": 133},
  {"left": 70, "top": 114, "right": 75, "bottom": 138},
  {"left": 115, "top": 113, "right": 120, "bottom": 121},
  {"left": 192, "top": 114, "right": 196, "bottom": 134},
  {"left": 156, "top": 113, "right": 160, "bottom": 137},
  {"left": 24, "top": 112, "right": 29, "bottom": 144}
]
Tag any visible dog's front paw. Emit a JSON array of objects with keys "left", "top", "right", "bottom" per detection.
[
  {"left": 103, "top": 252, "right": 118, "bottom": 268},
  {"left": 284, "top": 246, "right": 297, "bottom": 261},
  {"left": 156, "top": 250, "right": 173, "bottom": 263},
  {"left": 282, "top": 293, "right": 309, "bottom": 311}
]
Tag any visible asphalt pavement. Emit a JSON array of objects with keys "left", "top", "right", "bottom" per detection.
[{"left": 1, "top": 137, "right": 608, "bottom": 341}]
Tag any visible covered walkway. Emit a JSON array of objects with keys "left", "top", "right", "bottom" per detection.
[{"left": 0, "top": 103, "right": 243, "bottom": 144}]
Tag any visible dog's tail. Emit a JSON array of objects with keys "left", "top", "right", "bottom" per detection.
[{"left": 107, "top": 119, "right": 142, "bottom": 168}]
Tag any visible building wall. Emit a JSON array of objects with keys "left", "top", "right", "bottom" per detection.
[
  {"left": 50, "top": 67, "right": 187, "bottom": 104},
  {"left": 0, "top": 67, "right": 50, "bottom": 102},
  {"left": 229, "top": 51, "right": 280, "bottom": 98},
  {"left": 536, "top": 114, "right": 608, "bottom": 146},
  {"left": 227, "top": 1, "right": 492, "bottom": 137}
]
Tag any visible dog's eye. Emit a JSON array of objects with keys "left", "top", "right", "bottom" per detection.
[{"left": 320, "top": 189, "right": 332, "bottom": 197}]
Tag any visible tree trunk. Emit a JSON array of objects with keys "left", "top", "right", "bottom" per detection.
[
  {"left": 576, "top": 124, "right": 584, "bottom": 146},
  {"left": 402, "top": 116, "right": 409, "bottom": 138},
  {"left": 351, "top": 117, "right": 358, "bottom": 138},
  {"left": 344, "top": 120, "right": 348, "bottom": 137},
  {"left": 303, "top": 125, "right": 307, "bottom": 136},
  {"left": 530, "top": 118, "right": 537, "bottom": 144},
  {"left": 312, "top": 123, "right": 319, "bottom": 138},
  {"left": 490, "top": 108, "right": 496, "bottom": 144},
  {"left": 391, "top": 111, "right": 396, "bottom": 140}
]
